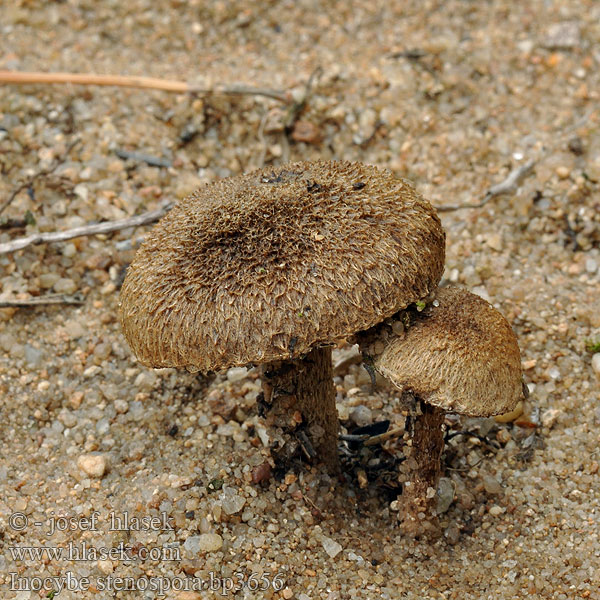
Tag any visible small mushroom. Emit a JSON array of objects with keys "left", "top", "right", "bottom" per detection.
[
  {"left": 118, "top": 160, "right": 445, "bottom": 473},
  {"left": 359, "top": 286, "right": 523, "bottom": 535}
]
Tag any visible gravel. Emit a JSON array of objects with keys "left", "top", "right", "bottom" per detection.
[{"left": 1, "top": 1, "right": 600, "bottom": 599}]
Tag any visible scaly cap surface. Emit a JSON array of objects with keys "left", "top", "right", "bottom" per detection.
[
  {"left": 374, "top": 287, "right": 522, "bottom": 416},
  {"left": 119, "top": 160, "right": 445, "bottom": 371}
]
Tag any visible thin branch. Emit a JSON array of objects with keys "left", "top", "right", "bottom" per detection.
[
  {"left": 364, "top": 426, "right": 406, "bottom": 447},
  {"left": 114, "top": 149, "right": 172, "bottom": 168},
  {"left": 0, "top": 201, "right": 173, "bottom": 255},
  {"left": 0, "top": 70, "right": 291, "bottom": 103},
  {"left": 437, "top": 160, "right": 535, "bottom": 212},
  {"left": 339, "top": 426, "right": 404, "bottom": 447},
  {"left": 436, "top": 108, "right": 597, "bottom": 213},
  {"left": 283, "top": 66, "right": 323, "bottom": 129},
  {"left": 0, "top": 293, "right": 84, "bottom": 308},
  {"left": 0, "top": 138, "right": 80, "bottom": 216}
]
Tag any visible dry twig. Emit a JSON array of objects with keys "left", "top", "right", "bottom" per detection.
[
  {"left": 0, "top": 70, "right": 290, "bottom": 103},
  {"left": 283, "top": 66, "right": 323, "bottom": 130},
  {"left": 437, "top": 160, "right": 536, "bottom": 212},
  {"left": 0, "top": 201, "right": 173, "bottom": 255},
  {"left": 437, "top": 108, "right": 596, "bottom": 213},
  {"left": 0, "top": 293, "right": 84, "bottom": 308},
  {"left": 363, "top": 426, "right": 406, "bottom": 447},
  {"left": 114, "top": 149, "right": 171, "bottom": 168}
]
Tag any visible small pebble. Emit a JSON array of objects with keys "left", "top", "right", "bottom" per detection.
[
  {"left": 321, "top": 535, "right": 343, "bottom": 558},
  {"left": 349, "top": 405, "right": 372, "bottom": 427},
  {"left": 128, "top": 401, "right": 145, "bottom": 421},
  {"left": 24, "top": 345, "right": 44, "bottom": 368},
  {"left": 134, "top": 371, "right": 157, "bottom": 391},
  {"left": 541, "top": 408, "right": 561, "bottom": 428},
  {"left": 542, "top": 21, "right": 582, "bottom": 50},
  {"left": 226, "top": 367, "right": 248, "bottom": 382},
  {"left": 97, "top": 559, "right": 113, "bottom": 574},
  {"left": 482, "top": 475, "right": 503, "bottom": 495},
  {"left": 445, "top": 522, "right": 460, "bottom": 545},
  {"left": 54, "top": 278, "right": 77, "bottom": 294},
  {"left": 548, "top": 367, "right": 561, "bottom": 380},
  {"left": 83, "top": 365, "right": 101, "bottom": 378},
  {"left": 220, "top": 489, "right": 246, "bottom": 515},
  {"left": 0, "top": 333, "right": 15, "bottom": 352},
  {"left": 77, "top": 453, "right": 108, "bottom": 478},
  {"left": 436, "top": 477, "right": 455, "bottom": 514},
  {"left": 291, "top": 120, "right": 321, "bottom": 144},
  {"left": 591, "top": 353, "right": 600, "bottom": 377},
  {"left": 39, "top": 273, "right": 60, "bottom": 289},
  {"left": 485, "top": 233, "right": 503, "bottom": 251},
  {"left": 496, "top": 429, "right": 512, "bottom": 444},
  {"left": 251, "top": 462, "right": 272, "bottom": 484},
  {"left": 62, "top": 243, "right": 77, "bottom": 258},
  {"left": 196, "top": 533, "right": 223, "bottom": 553},
  {"left": 114, "top": 399, "right": 129, "bottom": 414},
  {"left": 64, "top": 320, "right": 87, "bottom": 339},
  {"left": 585, "top": 259, "right": 598, "bottom": 274}
]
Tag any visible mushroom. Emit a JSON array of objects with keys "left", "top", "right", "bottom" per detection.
[
  {"left": 356, "top": 286, "right": 523, "bottom": 535},
  {"left": 118, "top": 160, "right": 445, "bottom": 472}
]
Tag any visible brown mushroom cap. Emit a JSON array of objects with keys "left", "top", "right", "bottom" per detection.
[
  {"left": 373, "top": 287, "right": 522, "bottom": 416},
  {"left": 119, "top": 160, "right": 445, "bottom": 371}
]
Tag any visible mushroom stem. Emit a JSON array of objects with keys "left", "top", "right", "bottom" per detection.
[
  {"left": 401, "top": 398, "right": 445, "bottom": 536},
  {"left": 261, "top": 346, "right": 340, "bottom": 473}
]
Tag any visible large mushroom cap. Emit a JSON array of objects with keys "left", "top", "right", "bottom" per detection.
[
  {"left": 373, "top": 287, "right": 522, "bottom": 416},
  {"left": 119, "top": 160, "right": 445, "bottom": 371}
]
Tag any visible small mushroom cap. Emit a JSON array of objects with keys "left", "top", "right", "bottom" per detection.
[
  {"left": 374, "top": 287, "right": 522, "bottom": 416},
  {"left": 119, "top": 160, "right": 445, "bottom": 371}
]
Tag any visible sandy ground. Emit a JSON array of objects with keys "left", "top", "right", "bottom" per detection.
[{"left": 1, "top": 1, "right": 599, "bottom": 599}]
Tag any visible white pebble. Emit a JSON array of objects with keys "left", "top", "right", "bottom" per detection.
[
  {"left": 321, "top": 535, "right": 343, "bottom": 558},
  {"left": 482, "top": 475, "right": 503, "bottom": 495},
  {"left": 134, "top": 371, "right": 157, "bottom": 391},
  {"left": 220, "top": 488, "right": 246, "bottom": 515},
  {"left": 226, "top": 367, "right": 248, "bottom": 382},
  {"left": 196, "top": 533, "right": 223, "bottom": 553},
  {"left": 74, "top": 183, "right": 89, "bottom": 201},
  {"left": 97, "top": 559, "right": 113, "bottom": 574},
  {"left": 114, "top": 399, "right": 129, "bottom": 414},
  {"left": 436, "top": 477, "right": 455, "bottom": 514},
  {"left": 255, "top": 424, "right": 271, "bottom": 447},
  {"left": 585, "top": 258, "right": 598, "bottom": 274},
  {"left": 184, "top": 535, "right": 201, "bottom": 553},
  {"left": 39, "top": 273, "right": 60, "bottom": 289},
  {"left": 548, "top": 367, "right": 561, "bottom": 380},
  {"left": 54, "top": 277, "right": 77, "bottom": 294},
  {"left": 541, "top": 408, "right": 561, "bottom": 428},
  {"left": 77, "top": 453, "right": 107, "bottom": 478},
  {"left": 592, "top": 353, "right": 600, "bottom": 377},
  {"left": 349, "top": 405, "right": 372, "bottom": 427},
  {"left": 64, "top": 320, "right": 87, "bottom": 339},
  {"left": 62, "top": 243, "right": 77, "bottom": 258},
  {"left": 83, "top": 365, "right": 101, "bottom": 378}
]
